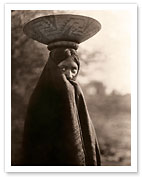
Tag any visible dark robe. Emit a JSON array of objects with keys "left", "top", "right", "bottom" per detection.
[{"left": 23, "top": 55, "right": 101, "bottom": 166}]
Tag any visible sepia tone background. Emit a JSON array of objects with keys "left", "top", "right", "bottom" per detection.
[{"left": 11, "top": 10, "right": 131, "bottom": 166}]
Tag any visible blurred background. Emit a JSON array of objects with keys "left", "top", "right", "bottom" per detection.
[{"left": 11, "top": 10, "right": 131, "bottom": 166}]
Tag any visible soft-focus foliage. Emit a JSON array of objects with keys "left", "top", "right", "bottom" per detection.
[{"left": 11, "top": 11, "right": 131, "bottom": 166}]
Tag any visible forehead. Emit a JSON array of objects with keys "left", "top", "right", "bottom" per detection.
[{"left": 58, "top": 58, "right": 78, "bottom": 68}]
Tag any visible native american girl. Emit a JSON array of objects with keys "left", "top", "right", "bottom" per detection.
[{"left": 23, "top": 14, "right": 101, "bottom": 166}]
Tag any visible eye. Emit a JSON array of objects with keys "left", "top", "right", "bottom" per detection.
[
  {"left": 60, "top": 67, "right": 66, "bottom": 72},
  {"left": 71, "top": 68, "right": 77, "bottom": 74}
]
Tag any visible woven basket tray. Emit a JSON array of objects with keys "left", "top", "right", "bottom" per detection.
[{"left": 23, "top": 14, "right": 101, "bottom": 46}]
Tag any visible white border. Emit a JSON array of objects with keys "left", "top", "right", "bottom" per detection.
[
  {"left": 5, "top": 3, "right": 137, "bottom": 173},
  {"left": 5, "top": 3, "right": 137, "bottom": 10}
]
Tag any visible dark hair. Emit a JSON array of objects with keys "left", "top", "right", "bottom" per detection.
[{"left": 49, "top": 48, "right": 80, "bottom": 69}]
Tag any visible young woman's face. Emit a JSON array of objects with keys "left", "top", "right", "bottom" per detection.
[{"left": 58, "top": 58, "right": 78, "bottom": 80}]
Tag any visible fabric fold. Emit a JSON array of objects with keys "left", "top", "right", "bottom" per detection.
[{"left": 23, "top": 56, "right": 101, "bottom": 166}]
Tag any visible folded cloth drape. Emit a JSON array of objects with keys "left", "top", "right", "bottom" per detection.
[{"left": 23, "top": 55, "right": 101, "bottom": 166}]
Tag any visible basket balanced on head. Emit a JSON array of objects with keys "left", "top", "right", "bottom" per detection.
[
  {"left": 23, "top": 14, "right": 102, "bottom": 166},
  {"left": 23, "top": 14, "right": 101, "bottom": 49}
]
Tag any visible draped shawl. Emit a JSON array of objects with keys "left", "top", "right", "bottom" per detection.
[{"left": 23, "top": 51, "right": 101, "bottom": 166}]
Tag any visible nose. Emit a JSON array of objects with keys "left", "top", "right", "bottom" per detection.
[{"left": 65, "top": 70, "right": 72, "bottom": 79}]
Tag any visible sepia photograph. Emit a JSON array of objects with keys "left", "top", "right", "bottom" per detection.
[{"left": 4, "top": 3, "right": 137, "bottom": 172}]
